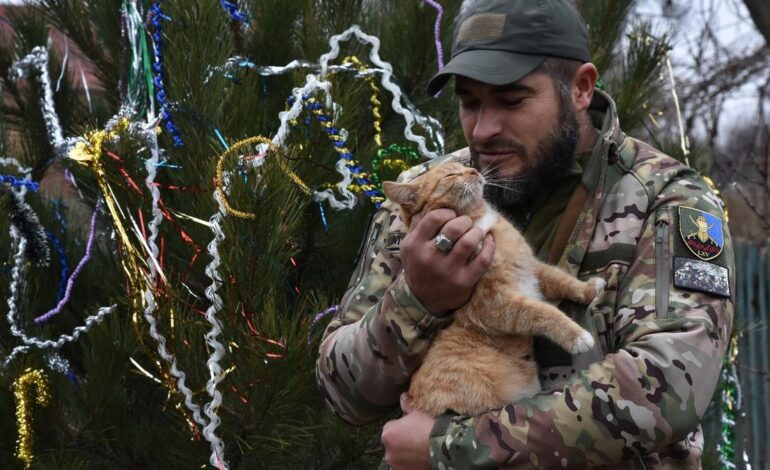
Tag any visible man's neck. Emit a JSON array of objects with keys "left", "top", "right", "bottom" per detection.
[{"left": 577, "top": 114, "right": 599, "bottom": 154}]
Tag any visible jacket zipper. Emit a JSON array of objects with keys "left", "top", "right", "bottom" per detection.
[
  {"left": 339, "top": 220, "right": 382, "bottom": 312},
  {"left": 655, "top": 219, "right": 671, "bottom": 318}
]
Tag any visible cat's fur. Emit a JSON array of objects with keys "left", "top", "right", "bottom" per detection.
[{"left": 382, "top": 161, "right": 605, "bottom": 417}]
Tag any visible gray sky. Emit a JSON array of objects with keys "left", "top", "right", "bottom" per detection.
[{"left": 634, "top": 0, "right": 765, "bottom": 141}]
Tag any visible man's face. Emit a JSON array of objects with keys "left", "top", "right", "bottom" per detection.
[{"left": 456, "top": 72, "right": 579, "bottom": 206}]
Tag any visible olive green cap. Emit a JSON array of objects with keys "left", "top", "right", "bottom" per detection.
[{"left": 427, "top": 0, "right": 591, "bottom": 95}]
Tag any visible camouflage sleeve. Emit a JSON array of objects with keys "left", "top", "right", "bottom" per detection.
[
  {"left": 316, "top": 203, "right": 454, "bottom": 425},
  {"left": 428, "top": 174, "right": 735, "bottom": 468}
]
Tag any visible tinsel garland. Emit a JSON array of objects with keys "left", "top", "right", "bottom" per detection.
[
  {"left": 10, "top": 47, "right": 78, "bottom": 157},
  {"left": 13, "top": 369, "right": 50, "bottom": 469},
  {"left": 341, "top": 56, "right": 383, "bottom": 148},
  {"left": 371, "top": 143, "right": 422, "bottom": 191},
  {"left": 272, "top": 74, "right": 358, "bottom": 210},
  {"left": 0, "top": 174, "right": 40, "bottom": 192},
  {"left": 140, "top": 123, "right": 209, "bottom": 432},
  {"left": 2, "top": 184, "right": 50, "bottom": 266},
  {"left": 149, "top": 1, "right": 184, "bottom": 146},
  {"left": 45, "top": 231, "right": 69, "bottom": 302},
  {"left": 717, "top": 334, "right": 742, "bottom": 469},
  {"left": 424, "top": 0, "right": 446, "bottom": 71},
  {"left": 202, "top": 142, "right": 232, "bottom": 469},
  {"left": 288, "top": 94, "right": 385, "bottom": 208},
  {"left": 319, "top": 25, "right": 444, "bottom": 159},
  {"left": 33, "top": 203, "right": 99, "bottom": 324},
  {"left": 219, "top": 0, "right": 249, "bottom": 25},
  {"left": 3, "top": 224, "right": 117, "bottom": 369}
]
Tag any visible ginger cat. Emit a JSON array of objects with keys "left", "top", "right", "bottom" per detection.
[{"left": 382, "top": 161, "right": 605, "bottom": 417}]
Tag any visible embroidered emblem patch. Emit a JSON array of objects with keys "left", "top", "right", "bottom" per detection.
[
  {"left": 678, "top": 207, "right": 723, "bottom": 260},
  {"left": 673, "top": 257, "right": 731, "bottom": 298}
]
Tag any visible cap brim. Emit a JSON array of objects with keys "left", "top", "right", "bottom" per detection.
[{"left": 427, "top": 50, "right": 547, "bottom": 95}]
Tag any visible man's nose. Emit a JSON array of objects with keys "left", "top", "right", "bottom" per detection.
[{"left": 472, "top": 107, "right": 502, "bottom": 142}]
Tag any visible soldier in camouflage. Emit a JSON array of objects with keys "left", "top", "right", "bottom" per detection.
[{"left": 316, "top": 0, "right": 734, "bottom": 468}]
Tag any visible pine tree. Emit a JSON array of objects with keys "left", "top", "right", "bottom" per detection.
[{"left": 0, "top": 1, "right": 679, "bottom": 468}]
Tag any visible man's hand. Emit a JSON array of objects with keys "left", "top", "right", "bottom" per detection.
[
  {"left": 382, "top": 394, "right": 435, "bottom": 470},
  {"left": 401, "top": 208, "right": 495, "bottom": 316}
]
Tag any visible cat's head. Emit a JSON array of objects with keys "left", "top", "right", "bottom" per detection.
[{"left": 382, "top": 161, "right": 485, "bottom": 227}]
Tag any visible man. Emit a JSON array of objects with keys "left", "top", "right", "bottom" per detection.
[{"left": 316, "top": 0, "right": 735, "bottom": 468}]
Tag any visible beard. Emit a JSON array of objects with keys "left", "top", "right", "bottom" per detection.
[{"left": 471, "top": 91, "right": 580, "bottom": 208}]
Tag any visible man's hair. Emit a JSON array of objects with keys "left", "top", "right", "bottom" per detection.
[{"left": 534, "top": 57, "right": 582, "bottom": 91}]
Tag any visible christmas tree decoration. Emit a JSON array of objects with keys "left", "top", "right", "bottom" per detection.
[
  {"left": 13, "top": 369, "right": 50, "bottom": 469},
  {"left": 10, "top": 47, "right": 78, "bottom": 157},
  {"left": 308, "top": 304, "right": 340, "bottom": 344},
  {"left": 67, "top": 118, "right": 150, "bottom": 298},
  {"left": 32, "top": 204, "right": 99, "bottom": 324},
  {"left": 140, "top": 127, "right": 209, "bottom": 435},
  {"left": 272, "top": 73, "right": 359, "bottom": 210},
  {"left": 216, "top": 136, "right": 277, "bottom": 220},
  {"left": 202, "top": 158, "right": 231, "bottom": 470},
  {"left": 319, "top": 25, "right": 445, "bottom": 159},
  {"left": 717, "top": 334, "right": 742, "bottom": 469},
  {"left": 288, "top": 94, "right": 385, "bottom": 207},
  {"left": 341, "top": 55, "right": 383, "bottom": 148},
  {"left": 149, "top": 1, "right": 184, "bottom": 146},
  {"left": 219, "top": 0, "right": 249, "bottom": 25},
  {"left": 371, "top": 143, "right": 422, "bottom": 191},
  {"left": 0, "top": 174, "right": 40, "bottom": 192},
  {"left": 45, "top": 231, "right": 69, "bottom": 302},
  {"left": 3, "top": 221, "right": 117, "bottom": 369},
  {"left": 4, "top": 187, "right": 50, "bottom": 265},
  {"left": 121, "top": 0, "right": 155, "bottom": 112},
  {"left": 424, "top": 0, "right": 446, "bottom": 70}
]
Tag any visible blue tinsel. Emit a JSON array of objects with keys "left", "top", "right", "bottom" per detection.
[
  {"left": 220, "top": 0, "right": 249, "bottom": 25},
  {"left": 287, "top": 95, "right": 384, "bottom": 208},
  {"left": 0, "top": 174, "right": 39, "bottom": 192},
  {"left": 150, "top": 1, "right": 184, "bottom": 147},
  {"left": 45, "top": 230, "right": 69, "bottom": 303}
]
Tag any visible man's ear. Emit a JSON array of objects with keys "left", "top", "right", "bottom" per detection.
[
  {"left": 382, "top": 181, "right": 417, "bottom": 207},
  {"left": 572, "top": 62, "right": 598, "bottom": 113}
]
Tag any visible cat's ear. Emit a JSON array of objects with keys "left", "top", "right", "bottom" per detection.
[{"left": 382, "top": 181, "right": 418, "bottom": 208}]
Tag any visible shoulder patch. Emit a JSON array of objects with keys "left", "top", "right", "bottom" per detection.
[
  {"left": 673, "top": 256, "right": 730, "bottom": 298},
  {"left": 678, "top": 207, "right": 723, "bottom": 260}
]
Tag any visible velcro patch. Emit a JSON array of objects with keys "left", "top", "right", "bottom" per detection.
[
  {"left": 456, "top": 13, "right": 505, "bottom": 45},
  {"left": 673, "top": 256, "right": 730, "bottom": 298},
  {"left": 678, "top": 207, "right": 723, "bottom": 260}
]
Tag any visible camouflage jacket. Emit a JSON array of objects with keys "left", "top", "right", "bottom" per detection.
[{"left": 316, "top": 90, "right": 735, "bottom": 469}]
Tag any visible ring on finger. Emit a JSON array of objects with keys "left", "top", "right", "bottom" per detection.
[{"left": 434, "top": 233, "right": 454, "bottom": 252}]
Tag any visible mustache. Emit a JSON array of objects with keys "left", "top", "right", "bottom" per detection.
[{"left": 470, "top": 138, "right": 527, "bottom": 155}]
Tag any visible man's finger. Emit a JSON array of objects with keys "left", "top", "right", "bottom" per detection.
[
  {"left": 438, "top": 215, "right": 473, "bottom": 246},
  {"left": 466, "top": 233, "right": 495, "bottom": 277},
  {"left": 449, "top": 226, "right": 484, "bottom": 261},
  {"left": 411, "top": 208, "right": 457, "bottom": 240}
]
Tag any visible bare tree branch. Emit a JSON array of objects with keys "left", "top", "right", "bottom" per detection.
[{"left": 743, "top": 0, "right": 770, "bottom": 45}]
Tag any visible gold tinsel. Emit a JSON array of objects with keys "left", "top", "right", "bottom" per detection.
[
  {"left": 13, "top": 369, "right": 51, "bottom": 469},
  {"left": 215, "top": 135, "right": 311, "bottom": 221}
]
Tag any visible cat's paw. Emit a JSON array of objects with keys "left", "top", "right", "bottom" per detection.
[
  {"left": 571, "top": 331, "right": 595, "bottom": 354},
  {"left": 582, "top": 277, "right": 606, "bottom": 303}
]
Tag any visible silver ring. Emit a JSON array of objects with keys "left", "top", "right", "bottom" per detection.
[{"left": 434, "top": 233, "right": 454, "bottom": 252}]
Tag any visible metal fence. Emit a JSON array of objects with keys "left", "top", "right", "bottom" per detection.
[{"left": 734, "top": 239, "right": 770, "bottom": 469}]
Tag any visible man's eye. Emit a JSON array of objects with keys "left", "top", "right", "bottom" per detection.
[
  {"left": 459, "top": 100, "right": 479, "bottom": 109},
  {"left": 501, "top": 98, "right": 523, "bottom": 107}
]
